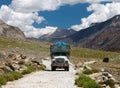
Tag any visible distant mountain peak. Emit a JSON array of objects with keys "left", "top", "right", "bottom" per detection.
[{"left": 38, "top": 29, "right": 76, "bottom": 42}]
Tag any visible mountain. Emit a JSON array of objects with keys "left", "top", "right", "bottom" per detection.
[
  {"left": 61, "top": 15, "right": 120, "bottom": 52},
  {"left": 39, "top": 29, "right": 76, "bottom": 42},
  {"left": 0, "top": 20, "right": 25, "bottom": 39}
]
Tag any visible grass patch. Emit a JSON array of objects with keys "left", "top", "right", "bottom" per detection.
[
  {"left": 10, "top": 71, "right": 23, "bottom": 80},
  {"left": 83, "top": 69, "right": 99, "bottom": 75},
  {"left": 75, "top": 74, "right": 102, "bottom": 88},
  {"left": 105, "top": 79, "right": 115, "bottom": 88},
  {"left": 21, "top": 65, "right": 37, "bottom": 75},
  {"left": 0, "top": 71, "right": 23, "bottom": 85},
  {"left": 0, "top": 75, "right": 7, "bottom": 85},
  {"left": 0, "top": 36, "right": 49, "bottom": 58},
  {"left": 22, "top": 64, "right": 46, "bottom": 75},
  {"left": 71, "top": 47, "right": 120, "bottom": 60}
]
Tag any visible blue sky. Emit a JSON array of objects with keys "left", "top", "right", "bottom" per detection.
[
  {"left": 37, "top": 3, "right": 91, "bottom": 29},
  {"left": 0, "top": 0, "right": 11, "bottom": 5},
  {"left": 0, "top": 0, "right": 120, "bottom": 38}
]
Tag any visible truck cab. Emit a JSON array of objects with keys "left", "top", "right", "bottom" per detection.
[{"left": 51, "top": 56, "right": 69, "bottom": 71}]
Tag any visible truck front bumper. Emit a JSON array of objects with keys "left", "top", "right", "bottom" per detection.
[{"left": 51, "top": 63, "right": 69, "bottom": 68}]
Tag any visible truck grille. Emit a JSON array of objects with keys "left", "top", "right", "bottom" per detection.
[{"left": 56, "top": 58, "right": 64, "bottom": 63}]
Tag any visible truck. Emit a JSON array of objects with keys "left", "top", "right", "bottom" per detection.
[{"left": 50, "top": 42, "right": 70, "bottom": 71}]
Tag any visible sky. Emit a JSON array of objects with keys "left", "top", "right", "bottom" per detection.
[{"left": 0, "top": 0, "right": 120, "bottom": 38}]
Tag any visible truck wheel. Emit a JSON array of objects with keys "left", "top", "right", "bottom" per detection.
[
  {"left": 65, "top": 67, "right": 69, "bottom": 71},
  {"left": 51, "top": 66, "right": 55, "bottom": 71},
  {"left": 67, "top": 67, "right": 69, "bottom": 71}
]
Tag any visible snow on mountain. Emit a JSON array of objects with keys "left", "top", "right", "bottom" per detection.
[
  {"left": 39, "top": 26, "right": 57, "bottom": 36},
  {"left": 26, "top": 26, "right": 57, "bottom": 38}
]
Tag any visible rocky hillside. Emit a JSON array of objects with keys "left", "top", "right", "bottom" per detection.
[
  {"left": 0, "top": 20, "right": 25, "bottom": 39},
  {"left": 0, "top": 36, "right": 48, "bottom": 76},
  {"left": 62, "top": 15, "right": 120, "bottom": 52}
]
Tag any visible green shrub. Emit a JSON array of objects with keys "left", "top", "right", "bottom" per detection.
[
  {"left": 83, "top": 69, "right": 93, "bottom": 74},
  {"left": 83, "top": 81, "right": 102, "bottom": 88},
  {"left": 75, "top": 74, "right": 102, "bottom": 88},
  {"left": 0, "top": 75, "right": 7, "bottom": 85},
  {"left": 0, "top": 71, "right": 23, "bottom": 85},
  {"left": 22, "top": 69, "right": 32, "bottom": 75},
  {"left": 10, "top": 71, "right": 23, "bottom": 80},
  {"left": 83, "top": 69, "right": 99, "bottom": 75},
  {"left": 75, "top": 72, "right": 80, "bottom": 75},
  {"left": 105, "top": 79, "right": 115, "bottom": 88},
  {"left": 2, "top": 74, "right": 14, "bottom": 81},
  {"left": 22, "top": 65, "right": 36, "bottom": 75}
]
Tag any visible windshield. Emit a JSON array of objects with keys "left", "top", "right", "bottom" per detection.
[{"left": 54, "top": 53, "right": 66, "bottom": 56}]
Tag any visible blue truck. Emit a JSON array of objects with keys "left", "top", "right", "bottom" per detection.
[{"left": 50, "top": 42, "right": 70, "bottom": 71}]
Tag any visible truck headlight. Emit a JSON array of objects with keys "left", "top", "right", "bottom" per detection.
[
  {"left": 53, "top": 61, "right": 55, "bottom": 63},
  {"left": 65, "top": 61, "right": 68, "bottom": 63}
]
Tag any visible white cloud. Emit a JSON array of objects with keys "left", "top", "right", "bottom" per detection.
[
  {"left": 71, "top": 2, "right": 120, "bottom": 31},
  {"left": 0, "top": 5, "right": 45, "bottom": 35},
  {"left": 61, "top": 0, "right": 120, "bottom": 5},
  {"left": 24, "top": 26, "right": 57, "bottom": 38},
  {"left": 10, "top": 0, "right": 61, "bottom": 12}
]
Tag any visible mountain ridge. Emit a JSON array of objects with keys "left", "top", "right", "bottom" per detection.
[
  {"left": 38, "top": 28, "right": 76, "bottom": 42},
  {"left": 0, "top": 20, "right": 25, "bottom": 39},
  {"left": 62, "top": 15, "right": 120, "bottom": 52}
]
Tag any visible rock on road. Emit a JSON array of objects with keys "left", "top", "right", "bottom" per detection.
[{"left": 2, "top": 58, "right": 77, "bottom": 88}]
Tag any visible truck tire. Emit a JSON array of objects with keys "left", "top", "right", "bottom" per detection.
[
  {"left": 51, "top": 66, "right": 55, "bottom": 71},
  {"left": 65, "top": 67, "right": 69, "bottom": 71},
  {"left": 67, "top": 67, "right": 69, "bottom": 71}
]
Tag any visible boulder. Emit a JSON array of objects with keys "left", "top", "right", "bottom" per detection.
[
  {"left": 84, "top": 60, "right": 96, "bottom": 65},
  {"left": 23, "top": 57, "right": 31, "bottom": 64},
  {"left": 106, "top": 85, "right": 111, "bottom": 88},
  {"left": 19, "top": 65, "right": 27, "bottom": 72},
  {"left": 115, "top": 84, "right": 120, "bottom": 88},
  {"left": 102, "top": 72, "right": 113, "bottom": 79},
  {"left": 103, "top": 58, "right": 109, "bottom": 63},
  {"left": 7, "top": 53, "right": 16, "bottom": 60},
  {"left": 83, "top": 65, "right": 92, "bottom": 70},
  {"left": 0, "top": 69, "right": 4, "bottom": 74},
  {"left": 75, "top": 62, "right": 83, "bottom": 68},
  {"left": 11, "top": 64, "right": 20, "bottom": 71},
  {"left": 0, "top": 61, "right": 5, "bottom": 69},
  {"left": 0, "top": 51, "right": 6, "bottom": 59},
  {"left": 18, "top": 60, "right": 25, "bottom": 65},
  {"left": 5, "top": 66, "right": 13, "bottom": 73},
  {"left": 20, "top": 54, "right": 27, "bottom": 59},
  {"left": 31, "top": 58, "right": 42, "bottom": 65}
]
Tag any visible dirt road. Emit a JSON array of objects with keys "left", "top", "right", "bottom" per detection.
[{"left": 2, "top": 59, "right": 77, "bottom": 88}]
